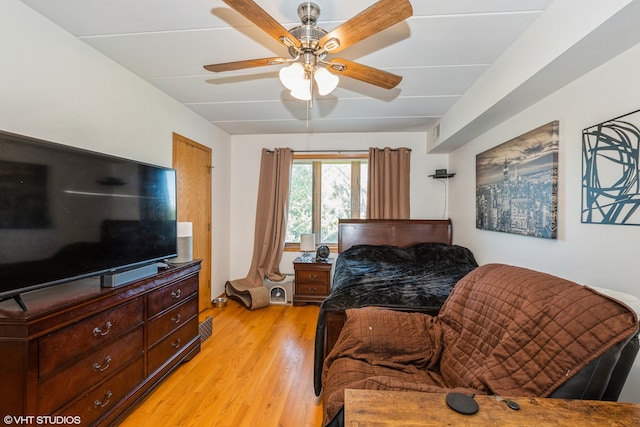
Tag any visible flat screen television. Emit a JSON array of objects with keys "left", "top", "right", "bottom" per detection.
[{"left": 0, "top": 130, "right": 177, "bottom": 309}]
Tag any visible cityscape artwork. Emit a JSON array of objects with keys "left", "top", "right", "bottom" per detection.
[
  {"left": 476, "top": 121, "right": 559, "bottom": 239},
  {"left": 582, "top": 109, "right": 640, "bottom": 225}
]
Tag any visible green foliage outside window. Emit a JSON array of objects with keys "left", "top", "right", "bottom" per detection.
[
  {"left": 287, "top": 158, "right": 366, "bottom": 244},
  {"left": 287, "top": 162, "right": 312, "bottom": 243}
]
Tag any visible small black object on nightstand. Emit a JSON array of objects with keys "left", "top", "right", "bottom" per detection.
[{"left": 316, "top": 244, "right": 330, "bottom": 261}]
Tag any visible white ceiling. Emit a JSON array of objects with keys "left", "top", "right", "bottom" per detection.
[{"left": 20, "top": 0, "right": 554, "bottom": 135}]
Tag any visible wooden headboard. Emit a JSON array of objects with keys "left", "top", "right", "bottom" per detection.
[{"left": 337, "top": 219, "right": 452, "bottom": 253}]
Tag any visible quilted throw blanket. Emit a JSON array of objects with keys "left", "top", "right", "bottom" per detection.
[
  {"left": 321, "top": 264, "right": 639, "bottom": 425},
  {"left": 437, "top": 264, "right": 639, "bottom": 396},
  {"left": 313, "top": 242, "right": 478, "bottom": 395}
]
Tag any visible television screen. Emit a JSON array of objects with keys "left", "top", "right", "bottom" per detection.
[{"left": 0, "top": 130, "right": 177, "bottom": 302}]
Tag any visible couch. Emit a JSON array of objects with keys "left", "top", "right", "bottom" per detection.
[{"left": 321, "top": 264, "right": 640, "bottom": 427}]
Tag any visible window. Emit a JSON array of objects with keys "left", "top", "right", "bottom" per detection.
[{"left": 286, "top": 153, "right": 367, "bottom": 250}]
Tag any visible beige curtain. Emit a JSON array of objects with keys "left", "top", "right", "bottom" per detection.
[
  {"left": 367, "top": 147, "right": 411, "bottom": 219},
  {"left": 240, "top": 147, "right": 293, "bottom": 286}
]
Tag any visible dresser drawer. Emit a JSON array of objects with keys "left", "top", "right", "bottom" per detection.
[
  {"left": 148, "top": 297, "right": 198, "bottom": 345},
  {"left": 147, "top": 275, "right": 198, "bottom": 318},
  {"left": 148, "top": 316, "right": 199, "bottom": 374},
  {"left": 37, "top": 326, "right": 143, "bottom": 414},
  {"left": 295, "top": 269, "right": 331, "bottom": 285},
  {"left": 39, "top": 298, "right": 144, "bottom": 378},
  {"left": 57, "top": 356, "right": 144, "bottom": 426},
  {"left": 296, "top": 283, "right": 329, "bottom": 296}
]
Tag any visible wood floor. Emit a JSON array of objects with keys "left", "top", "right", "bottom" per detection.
[{"left": 118, "top": 300, "right": 324, "bottom": 427}]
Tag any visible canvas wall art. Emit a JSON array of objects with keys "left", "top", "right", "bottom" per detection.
[
  {"left": 476, "top": 121, "right": 559, "bottom": 239},
  {"left": 582, "top": 109, "right": 640, "bottom": 225}
]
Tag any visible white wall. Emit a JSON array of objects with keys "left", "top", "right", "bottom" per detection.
[
  {"left": 228, "top": 132, "right": 448, "bottom": 279},
  {"left": 448, "top": 41, "right": 640, "bottom": 403},
  {"left": 0, "top": 1, "right": 232, "bottom": 300}
]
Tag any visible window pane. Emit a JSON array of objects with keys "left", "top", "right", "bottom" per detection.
[
  {"left": 286, "top": 157, "right": 367, "bottom": 245},
  {"left": 286, "top": 162, "right": 312, "bottom": 242},
  {"left": 360, "top": 163, "right": 368, "bottom": 219},
  {"left": 321, "top": 163, "right": 351, "bottom": 243}
]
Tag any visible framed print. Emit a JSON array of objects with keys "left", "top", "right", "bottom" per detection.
[{"left": 476, "top": 121, "right": 559, "bottom": 239}]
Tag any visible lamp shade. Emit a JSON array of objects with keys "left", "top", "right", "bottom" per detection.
[
  {"left": 290, "top": 78, "right": 312, "bottom": 100},
  {"left": 314, "top": 66, "right": 339, "bottom": 96},
  {"left": 300, "top": 233, "right": 316, "bottom": 251},
  {"left": 279, "top": 62, "right": 305, "bottom": 90}
]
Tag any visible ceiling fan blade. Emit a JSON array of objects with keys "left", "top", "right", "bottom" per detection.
[
  {"left": 320, "top": 0, "right": 412, "bottom": 53},
  {"left": 223, "top": 0, "right": 301, "bottom": 49},
  {"left": 204, "top": 57, "right": 286, "bottom": 72},
  {"left": 327, "top": 58, "right": 402, "bottom": 89}
]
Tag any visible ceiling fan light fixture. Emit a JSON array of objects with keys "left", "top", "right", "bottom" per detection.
[
  {"left": 204, "top": 0, "right": 412, "bottom": 107},
  {"left": 279, "top": 62, "right": 305, "bottom": 90},
  {"left": 314, "top": 66, "right": 339, "bottom": 96},
  {"left": 290, "top": 78, "right": 312, "bottom": 101}
]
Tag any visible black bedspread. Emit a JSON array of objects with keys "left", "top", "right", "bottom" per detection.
[{"left": 313, "top": 242, "right": 478, "bottom": 395}]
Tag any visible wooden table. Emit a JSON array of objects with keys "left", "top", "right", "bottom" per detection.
[{"left": 344, "top": 389, "right": 640, "bottom": 426}]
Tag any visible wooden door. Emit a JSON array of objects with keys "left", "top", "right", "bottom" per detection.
[{"left": 172, "top": 133, "right": 212, "bottom": 310}]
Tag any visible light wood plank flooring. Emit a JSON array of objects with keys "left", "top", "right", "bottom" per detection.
[{"left": 118, "top": 300, "right": 323, "bottom": 427}]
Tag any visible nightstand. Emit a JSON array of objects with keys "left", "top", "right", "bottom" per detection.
[{"left": 293, "top": 257, "right": 333, "bottom": 306}]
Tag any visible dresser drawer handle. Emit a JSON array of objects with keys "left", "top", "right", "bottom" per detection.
[
  {"left": 308, "top": 287, "right": 318, "bottom": 294},
  {"left": 171, "top": 314, "right": 182, "bottom": 324},
  {"left": 171, "top": 289, "right": 182, "bottom": 299},
  {"left": 307, "top": 274, "right": 318, "bottom": 280},
  {"left": 93, "top": 355, "right": 112, "bottom": 372},
  {"left": 171, "top": 338, "right": 182, "bottom": 349},
  {"left": 92, "top": 321, "right": 113, "bottom": 337},
  {"left": 93, "top": 390, "right": 113, "bottom": 408}
]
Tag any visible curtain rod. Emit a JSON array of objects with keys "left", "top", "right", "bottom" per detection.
[{"left": 265, "top": 148, "right": 411, "bottom": 153}]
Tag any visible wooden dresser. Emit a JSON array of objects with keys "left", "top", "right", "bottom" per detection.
[
  {"left": 0, "top": 260, "right": 201, "bottom": 426},
  {"left": 293, "top": 257, "right": 333, "bottom": 306}
]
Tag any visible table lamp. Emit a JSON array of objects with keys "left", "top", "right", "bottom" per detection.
[{"left": 300, "top": 233, "right": 315, "bottom": 261}]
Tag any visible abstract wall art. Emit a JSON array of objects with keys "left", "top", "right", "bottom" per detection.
[
  {"left": 476, "top": 121, "right": 559, "bottom": 239},
  {"left": 582, "top": 109, "right": 640, "bottom": 225}
]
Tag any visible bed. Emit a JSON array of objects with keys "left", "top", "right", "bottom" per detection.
[{"left": 313, "top": 219, "right": 478, "bottom": 396}]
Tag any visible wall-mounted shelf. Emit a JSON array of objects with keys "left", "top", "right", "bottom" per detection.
[{"left": 429, "top": 173, "right": 455, "bottom": 179}]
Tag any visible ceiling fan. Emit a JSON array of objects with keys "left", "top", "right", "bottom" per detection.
[{"left": 204, "top": 0, "right": 413, "bottom": 101}]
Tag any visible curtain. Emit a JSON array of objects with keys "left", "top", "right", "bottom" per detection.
[
  {"left": 367, "top": 147, "right": 411, "bottom": 219},
  {"left": 240, "top": 147, "right": 293, "bottom": 286}
]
